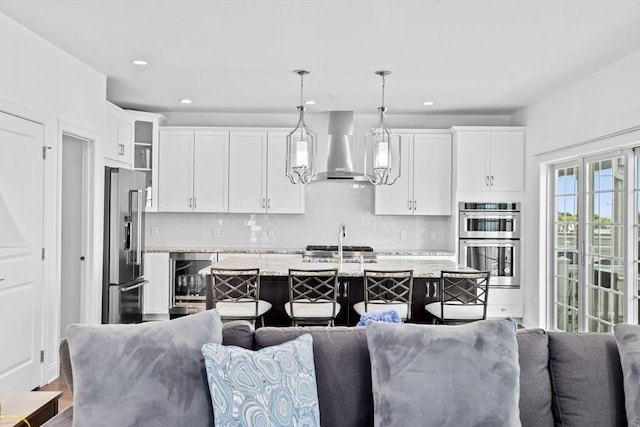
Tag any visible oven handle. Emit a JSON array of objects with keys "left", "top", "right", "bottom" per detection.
[
  {"left": 169, "top": 258, "right": 177, "bottom": 307},
  {"left": 461, "top": 213, "right": 517, "bottom": 219},
  {"left": 460, "top": 240, "right": 519, "bottom": 247},
  {"left": 121, "top": 280, "right": 148, "bottom": 293}
]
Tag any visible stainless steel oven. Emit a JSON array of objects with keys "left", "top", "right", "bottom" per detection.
[
  {"left": 169, "top": 253, "right": 216, "bottom": 318},
  {"left": 459, "top": 202, "right": 521, "bottom": 289},
  {"left": 459, "top": 239, "right": 520, "bottom": 288},
  {"left": 459, "top": 202, "right": 520, "bottom": 239}
]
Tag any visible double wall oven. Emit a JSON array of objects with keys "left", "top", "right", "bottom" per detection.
[{"left": 459, "top": 202, "right": 521, "bottom": 288}]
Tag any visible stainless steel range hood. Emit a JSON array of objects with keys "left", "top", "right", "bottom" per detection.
[{"left": 313, "top": 111, "right": 368, "bottom": 181}]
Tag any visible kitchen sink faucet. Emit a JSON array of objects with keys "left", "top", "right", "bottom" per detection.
[{"left": 338, "top": 222, "right": 346, "bottom": 264}]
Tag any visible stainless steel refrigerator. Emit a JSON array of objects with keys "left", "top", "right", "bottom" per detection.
[{"left": 102, "top": 167, "right": 147, "bottom": 323}]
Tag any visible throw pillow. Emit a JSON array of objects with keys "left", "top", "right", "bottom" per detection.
[
  {"left": 356, "top": 309, "right": 402, "bottom": 326},
  {"left": 202, "top": 333, "right": 320, "bottom": 427},
  {"left": 366, "top": 319, "right": 521, "bottom": 427},
  {"left": 614, "top": 323, "right": 640, "bottom": 426},
  {"left": 66, "top": 309, "right": 223, "bottom": 427}
]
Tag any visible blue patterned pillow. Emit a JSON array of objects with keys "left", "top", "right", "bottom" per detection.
[{"left": 202, "top": 334, "right": 320, "bottom": 427}]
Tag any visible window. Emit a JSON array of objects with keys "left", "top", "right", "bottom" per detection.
[{"left": 551, "top": 150, "right": 633, "bottom": 331}]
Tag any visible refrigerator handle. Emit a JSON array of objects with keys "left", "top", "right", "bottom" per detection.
[
  {"left": 136, "top": 190, "right": 143, "bottom": 265},
  {"left": 127, "top": 190, "right": 142, "bottom": 265}
]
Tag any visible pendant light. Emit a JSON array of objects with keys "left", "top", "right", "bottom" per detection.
[
  {"left": 364, "top": 70, "right": 401, "bottom": 185},
  {"left": 286, "top": 70, "right": 317, "bottom": 185}
]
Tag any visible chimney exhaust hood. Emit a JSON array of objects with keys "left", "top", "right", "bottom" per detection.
[{"left": 313, "top": 111, "right": 368, "bottom": 181}]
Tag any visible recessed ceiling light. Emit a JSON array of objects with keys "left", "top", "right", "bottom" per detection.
[
  {"left": 179, "top": 99, "right": 192, "bottom": 104},
  {"left": 422, "top": 101, "right": 435, "bottom": 106},
  {"left": 132, "top": 60, "right": 148, "bottom": 65},
  {"left": 304, "top": 100, "right": 316, "bottom": 105}
]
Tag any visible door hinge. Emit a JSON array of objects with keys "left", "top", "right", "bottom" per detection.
[
  {"left": 42, "top": 146, "right": 52, "bottom": 160},
  {"left": 42, "top": 248, "right": 45, "bottom": 260},
  {"left": 40, "top": 350, "right": 45, "bottom": 363}
]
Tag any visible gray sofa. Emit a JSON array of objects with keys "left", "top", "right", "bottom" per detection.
[{"left": 44, "top": 321, "right": 626, "bottom": 427}]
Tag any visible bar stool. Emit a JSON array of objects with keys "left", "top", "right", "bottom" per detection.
[
  {"left": 207, "top": 267, "right": 271, "bottom": 327},
  {"left": 285, "top": 268, "right": 340, "bottom": 326},
  {"left": 353, "top": 269, "right": 414, "bottom": 321},
  {"left": 425, "top": 270, "right": 490, "bottom": 324}
]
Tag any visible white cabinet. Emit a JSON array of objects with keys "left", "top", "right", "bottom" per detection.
[
  {"left": 129, "top": 111, "right": 166, "bottom": 212},
  {"left": 486, "top": 288, "right": 523, "bottom": 318},
  {"left": 105, "top": 102, "right": 134, "bottom": 168},
  {"left": 454, "top": 127, "right": 525, "bottom": 192},
  {"left": 143, "top": 252, "right": 170, "bottom": 318},
  {"left": 158, "top": 129, "right": 229, "bottom": 212},
  {"left": 375, "top": 132, "right": 452, "bottom": 216},
  {"left": 228, "top": 131, "right": 304, "bottom": 214}
]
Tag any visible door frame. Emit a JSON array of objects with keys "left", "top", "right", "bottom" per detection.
[{"left": 54, "top": 120, "right": 97, "bottom": 381}]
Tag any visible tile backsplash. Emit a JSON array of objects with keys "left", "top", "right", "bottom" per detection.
[{"left": 145, "top": 180, "right": 453, "bottom": 250}]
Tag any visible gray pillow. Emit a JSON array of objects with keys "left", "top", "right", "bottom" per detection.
[
  {"left": 66, "top": 310, "right": 223, "bottom": 427},
  {"left": 366, "top": 319, "right": 521, "bottom": 427},
  {"left": 614, "top": 324, "right": 640, "bottom": 426}
]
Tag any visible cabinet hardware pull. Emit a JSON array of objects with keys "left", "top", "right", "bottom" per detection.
[
  {"left": 193, "top": 198, "right": 197, "bottom": 208},
  {"left": 189, "top": 197, "right": 193, "bottom": 208},
  {"left": 342, "top": 281, "right": 348, "bottom": 298},
  {"left": 267, "top": 198, "right": 270, "bottom": 209},
  {"left": 413, "top": 200, "right": 417, "bottom": 210},
  {"left": 408, "top": 200, "right": 412, "bottom": 210},
  {"left": 262, "top": 198, "right": 266, "bottom": 209},
  {"left": 490, "top": 176, "right": 494, "bottom": 186},
  {"left": 485, "top": 176, "right": 490, "bottom": 186},
  {"left": 118, "top": 144, "right": 125, "bottom": 155}
]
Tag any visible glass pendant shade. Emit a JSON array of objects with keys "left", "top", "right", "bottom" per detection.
[
  {"left": 286, "top": 105, "right": 317, "bottom": 184},
  {"left": 364, "top": 71, "right": 401, "bottom": 185},
  {"left": 286, "top": 70, "right": 316, "bottom": 185}
]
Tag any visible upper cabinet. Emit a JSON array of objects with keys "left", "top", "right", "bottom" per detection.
[
  {"left": 228, "top": 131, "right": 304, "bottom": 214},
  {"left": 158, "top": 129, "right": 229, "bottom": 212},
  {"left": 453, "top": 127, "right": 525, "bottom": 192},
  {"left": 105, "top": 102, "right": 134, "bottom": 168},
  {"left": 375, "top": 132, "right": 452, "bottom": 216},
  {"left": 128, "top": 110, "right": 166, "bottom": 212}
]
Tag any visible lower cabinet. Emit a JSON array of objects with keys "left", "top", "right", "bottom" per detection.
[
  {"left": 486, "top": 288, "right": 524, "bottom": 318},
  {"left": 143, "top": 252, "right": 170, "bottom": 319}
]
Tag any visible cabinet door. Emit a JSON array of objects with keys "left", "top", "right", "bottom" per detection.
[
  {"left": 456, "top": 131, "right": 490, "bottom": 192},
  {"left": 143, "top": 252, "right": 170, "bottom": 316},
  {"left": 158, "top": 131, "right": 194, "bottom": 212},
  {"left": 194, "top": 131, "right": 229, "bottom": 212},
  {"left": 490, "top": 131, "right": 524, "bottom": 192},
  {"left": 374, "top": 134, "right": 413, "bottom": 215},
  {"left": 117, "top": 117, "right": 134, "bottom": 166},
  {"left": 413, "top": 134, "right": 452, "bottom": 215},
  {"left": 228, "top": 132, "right": 266, "bottom": 213},
  {"left": 266, "top": 132, "right": 304, "bottom": 214}
]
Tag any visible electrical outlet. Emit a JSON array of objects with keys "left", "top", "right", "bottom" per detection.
[
  {"left": 400, "top": 230, "right": 407, "bottom": 240},
  {"left": 267, "top": 228, "right": 275, "bottom": 238},
  {"left": 213, "top": 228, "right": 220, "bottom": 238},
  {"left": 151, "top": 226, "right": 158, "bottom": 236},
  {"left": 430, "top": 231, "right": 437, "bottom": 240}
]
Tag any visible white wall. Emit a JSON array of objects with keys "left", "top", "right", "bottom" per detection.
[
  {"left": 510, "top": 49, "right": 640, "bottom": 328},
  {"left": 0, "top": 13, "right": 107, "bottom": 384}
]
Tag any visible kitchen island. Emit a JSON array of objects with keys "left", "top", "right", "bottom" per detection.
[{"left": 198, "top": 256, "right": 475, "bottom": 326}]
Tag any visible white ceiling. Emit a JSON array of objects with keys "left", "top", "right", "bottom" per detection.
[{"left": 1, "top": 0, "right": 639, "bottom": 115}]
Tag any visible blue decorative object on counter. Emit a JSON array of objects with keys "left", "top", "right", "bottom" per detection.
[{"left": 356, "top": 309, "right": 402, "bottom": 326}]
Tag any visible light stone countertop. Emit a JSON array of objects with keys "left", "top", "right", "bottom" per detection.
[
  {"left": 145, "top": 247, "right": 454, "bottom": 257},
  {"left": 197, "top": 256, "right": 472, "bottom": 278}
]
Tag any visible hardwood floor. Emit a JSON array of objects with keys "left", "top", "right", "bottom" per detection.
[{"left": 37, "top": 376, "right": 73, "bottom": 412}]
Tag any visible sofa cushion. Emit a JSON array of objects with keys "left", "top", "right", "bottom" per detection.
[
  {"left": 366, "top": 319, "right": 521, "bottom": 427},
  {"left": 66, "top": 310, "right": 223, "bottom": 427},
  {"left": 548, "top": 332, "right": 626, "bottom": 427},
  {"left": 221, "top": 320, "right": 255, "bottom": 349},
  {"left": 202, "top": 334, "right": 320, "bottom": 426},
  {"left": 516, "top": 328, "right": 554, "bottom": 427},
  {"left": 255, "top": 326, "right": 373, "bottom": 427},
  {"left": 614, "top": 324, "right": 640, "bottom": 426}
]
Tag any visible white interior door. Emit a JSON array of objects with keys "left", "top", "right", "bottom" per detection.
[
  {"left": 0, "top": 112, "right": 45, "bottom": 391},
  {"left": 60, "top": 134, "right": 86, "bottom": 338}
]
